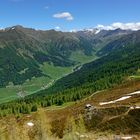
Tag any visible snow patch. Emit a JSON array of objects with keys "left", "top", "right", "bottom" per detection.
[
  {"left": 121, "top": 136, "right": 132, "bottom": 139},
  {"left": 99, "top": 96, "right": 131, "bottom": 105},
  {"left": 136, "top": 106, "right": 140, "bottom": 109},
  {"left": 11, "top": 27, "right": 15, "bottom": 30},
  {"left": 130, "top": 106, "right": 135, "bottom": 109},
  {"left": 131, "top": 106, "right": 140, "bottom": 109},
  {"left": 99, "top": 90, "right": 140, "bottom": 106},
  {"left": 115, "top": 96, "right": 131, "bottom": 102},
  {"left": 27, "top": 122, "right": 34, "bottom": 127},
  {"left": 82, "top": 28, "right": 101, "bottom": 34},
  {"left": 99, "top": 101, "right": 114, "bottom": 106},
  {"left": 95, "top": 29, "right": 101, "bottom": 34},
  {"left": 127, "top": 90, "right": 140, "bottom": 96}
]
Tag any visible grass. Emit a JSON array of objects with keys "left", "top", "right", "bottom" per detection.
[
  {"left": 45, "top": 102, "right": 75, "bottom": 111},
  {"left": 0, "top": 63, "right": 73, "bottom": 104},
  {"left": 130, "top": 75, "right": 140, "bottom": 79},
  {"left": 0, "top": 52, "right": 98, "bottom": 104},
  {"left": 40, "top": 62, "right": 73, "bottom": 79},
  {"left": 0, "top": 80, "right": 140, "bottom": 139},
  {"left": 129, "top": 69, "right": 140, "bottom": 79},
  {"left": 70, "top": 51, "right": 98, "bottom": 64}
]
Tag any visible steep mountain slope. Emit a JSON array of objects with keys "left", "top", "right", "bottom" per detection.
[
  {"left": 0, "top": 26, "right": 89, "bottom": 87},
  {"left": 0, "top": 26, "right": 133, "bottom": 88},
  {"left": 97, "top": 30, "right": 140, "bottom": 56},
  {"left": 0, "top": 29, "right": 140, "bottom": 140},
  {"left": 44, "top": 33, "right": 140, "bottom": 95},
  {"left": 5, "top": 34, "right": 138, "bottom": 113},
  {"left": 0, "top": 28, "right": 44, "bottom": 87},
  {"left": 76, "top": 28, "right": 132, "bottom": 51}
]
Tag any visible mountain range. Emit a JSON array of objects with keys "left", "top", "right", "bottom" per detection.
[
  {"left": 0, "top": 25, "right": 138, "bottom": 88},
  {"left": 0, "top": 25, "right": 140, "bottom": 139}
]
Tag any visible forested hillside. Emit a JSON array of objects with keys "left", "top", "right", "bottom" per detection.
[
  {"left": 44, "top": 42, "right": 140, "bottom": 94},
  {"left": 0, "top": 26, "right": 132, "bottom": 88},
  {"left": 0, "top": 41, "right": 140, "bottom": 116}
]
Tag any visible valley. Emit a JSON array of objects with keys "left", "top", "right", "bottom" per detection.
[
  {"left": 0, "top": 25, "right": 140, "bottom": 140},
  {"left": 0, "top": 0, "right": 140, "bottom": 139},
  {"left": 0, "top": 51, "right": 97, "bottom": 104},
  {"left": 0, "top": 26, "right": 99, "bottom": 103}
]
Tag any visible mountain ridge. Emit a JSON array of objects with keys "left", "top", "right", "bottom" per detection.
[
  {"left": 0, "top": 25, "right": 140, "bottom": 105},
  {"left": 0, "top": 25, "right": 134, "bottom": 88}
]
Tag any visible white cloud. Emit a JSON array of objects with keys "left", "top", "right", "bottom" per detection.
[
  {"left": 55, "top": 26, "right": 61, "bottom": 30},
  {"left": 96, "top": 22, "right": 140, "bottom": 31},
  {"left": 53, "top": 12, "right": 73, "bottom": 21}
]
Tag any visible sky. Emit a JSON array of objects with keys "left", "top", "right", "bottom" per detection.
[{"left": 0, "top": 0, "right": 140, "bottom": 31}]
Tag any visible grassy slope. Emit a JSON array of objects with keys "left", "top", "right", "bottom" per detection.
[
  {"left": 130, "top": 69, "right": 140, "bottom": 79},
  {"left": 0, "top": 79, "right": 140, "bottom": 140},
  {"left": 24, "top": 79, "right": 140, "bottom": 135},
  {"left": 45, "top": 43, "right": 140, "bottom": 95},
  {"left": 0, "top": 53, "right": 97, "bottom": 104},
  {"left": 0, "top": 63, "right": 72, "bottom": 104},
  {"left": 70, "top": 51, "right": 97, "bottom": 64}
]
